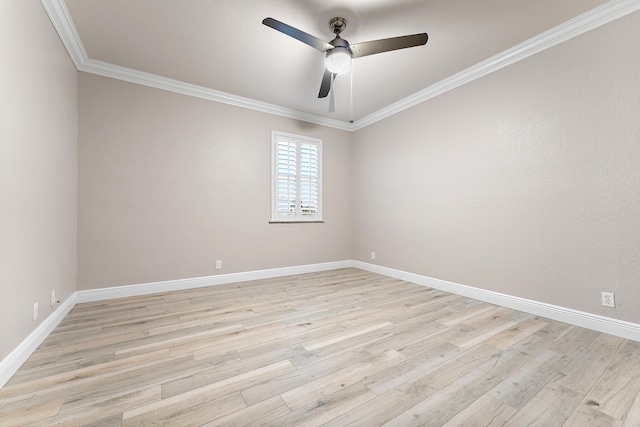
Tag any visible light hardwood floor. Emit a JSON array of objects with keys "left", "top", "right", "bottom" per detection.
[{"left": 1, "top": 268, "right": 640, "bottom": 426}]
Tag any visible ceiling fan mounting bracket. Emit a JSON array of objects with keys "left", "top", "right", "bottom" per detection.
[{"left": 328, "top": 17, "right": 347, "bottom": 35}]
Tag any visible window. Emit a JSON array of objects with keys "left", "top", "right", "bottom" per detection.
[{"left": 271, "top": 131, "right": 322, "bottom": 222}]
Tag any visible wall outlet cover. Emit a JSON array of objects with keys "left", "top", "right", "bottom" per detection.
[{"left": 601, "top": 292, "right": 615, "bottom": 308}]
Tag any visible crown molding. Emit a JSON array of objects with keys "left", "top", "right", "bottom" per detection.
[
  {"left": 39, "top": 0, "right": 352, "bottom": 132},
  {"left": 41, "top": 0, "right": 640, "bottom": 132},
  {"left": 353, "top": 0, "right": 640, "bottom": 130},
  {"left": 40, "top": 0, "right": 86, "bottom": 69},
  {"left": 80, "top": 58, "right": 354, "bottom": 131}
]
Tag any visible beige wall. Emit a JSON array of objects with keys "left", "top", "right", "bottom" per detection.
[
  {"left": 77, "top": 73, "right": 353, "bottom": 289},
  {"left": 4, "top": 1, "right": 639, "bottom": 364},
  {"left": 353, "top": 11, "right": 640, "bottom": 323},
  {"left": 0, "top": 0, "right": 78, "bottom": 359}
]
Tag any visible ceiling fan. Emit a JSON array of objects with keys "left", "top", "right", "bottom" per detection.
[{"left": 262, "top": 17, "right": 428, "bottom": 100}]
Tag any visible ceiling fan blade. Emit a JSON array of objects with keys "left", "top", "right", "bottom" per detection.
[
  {"left": 350, "top": 33, "right": 428, "bottom": 58},
  {"left": 318, "top": 68, "right": 334, "bottom": 98},
  {"left": 262, "top": 17, "right": 333, "bottom": 52}
]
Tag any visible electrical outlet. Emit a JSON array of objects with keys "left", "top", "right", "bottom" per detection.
[
  {"left": 51, "top": 290, "right": 56, "bottom": 307},
  {"left": 215, "top": 260, "right": 222, "bottom": 269},
  {"left": 601, "top": 292, "right": 615, "bottom": 308},
  {"left": 33, "top": 302, "right": 38, "bottom": 321},
  {"left": 371, "top": 252, "right": 376, "bottom": 260}
]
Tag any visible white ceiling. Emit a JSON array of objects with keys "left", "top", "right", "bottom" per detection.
[{"left": 44, "top": 0, "right": 639, "bottom": 129}]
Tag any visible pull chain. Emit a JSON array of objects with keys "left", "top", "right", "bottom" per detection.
[{"left": 329, "top": 73, "right": 336, "bottom": 113}]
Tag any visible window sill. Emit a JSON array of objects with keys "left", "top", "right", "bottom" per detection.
[{"left": 269, "top": 221, "right": 325, "bottom": 224}]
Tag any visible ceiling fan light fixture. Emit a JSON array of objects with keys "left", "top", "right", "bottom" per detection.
[{"left": 326, "top": 47, "right": 351, "bottom": 74}]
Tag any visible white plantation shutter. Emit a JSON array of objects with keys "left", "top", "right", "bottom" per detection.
[
  {"left": 272, "top": 131, "right": 322, "bottom": 222},
  {"left": 299, "top": 143, "right": 319, "bottom": 217},
  {"left": 276, "top": 140, "right": 297, "bottom": 217}
]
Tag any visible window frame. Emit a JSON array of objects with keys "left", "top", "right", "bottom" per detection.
[{"left": 270, "top": 130, "right": 323, "bottom": 223}]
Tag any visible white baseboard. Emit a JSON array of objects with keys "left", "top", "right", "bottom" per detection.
[
  {"left": 0, "top": 293, "right": 78, "bottom": 389},
  {"left": 0, "top": 260, "right": 351, "bottom": 389},
  {"left": 3, "top": 259, "right": 639, "bottom": 389},
  {"left": 353, "top": 261, "right": 640, "bottom": 342},
  {"left": 76, "top": 260, "right": 353, "bottom": 303}
]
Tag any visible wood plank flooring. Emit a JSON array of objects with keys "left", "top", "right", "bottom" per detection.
[{"left": 1, "top": 268, "right": 640, "bottom": 426}]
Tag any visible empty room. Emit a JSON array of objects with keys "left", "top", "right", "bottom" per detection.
[{"left": 2, "top": 0, "right": 640, "bottom": 425}]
